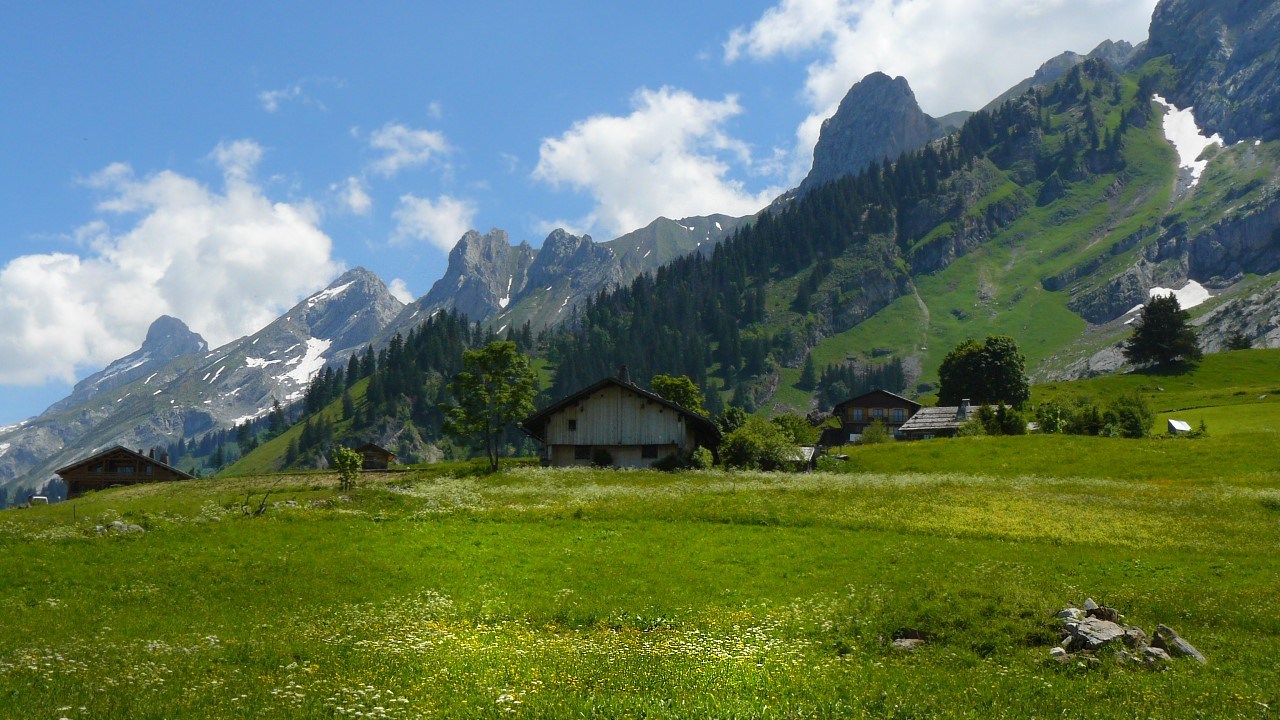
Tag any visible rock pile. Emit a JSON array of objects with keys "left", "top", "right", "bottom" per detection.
[{"left": 1052, "top": 598, "right": 1206, "bottom": 667}]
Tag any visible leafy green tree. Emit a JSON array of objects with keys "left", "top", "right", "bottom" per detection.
[
  {"left": 329, "top": 446, "right": 362, "bottom": 492},
  {"left": 937, "top": 336, "right": 1031, "bottom": 409},
  {"left": 1123, "top": 294, "right": 1201, "bottom": 368},
  {"left": 771, "top": 412, "right": 819, "bottom": 446},
  {"left": 1104, "top": 393, "right": 1155, "bottom": 439},
  {"left": 443, "top": 341, "right": 538, "bottom": 472},
  {"left": 342, "top": 392, "right": 356, "bottom": 421},
  {"left": 715, "top": 406, "right": 749, "bottom": 435},
  {"left": 650, "top": 374, "right": 707, "bottom": 416},
  {"left": 720, "top": 416, "right": 797, "bottom": 471}
]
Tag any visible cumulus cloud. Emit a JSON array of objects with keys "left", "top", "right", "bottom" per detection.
[
  {"left": 391, "top": 194, "right": 477, "bottom": 251},
  {"left": 533, "top": 87, "right": 782, "bottom": 237},
  {"left": 727, "top": 0, "right": 1157, "bottom": 179},
  {"left": 388, "top": 278, "right": 415, "bottom": 304},
  {"left": 369, "top": 122, "right": 450, "bottom": 177},
  {"left": 335, "top": 176, "right": 372, "bottom": 215},
  {"left": 0, "top": 141, "right": 341, "bottom": 385}
]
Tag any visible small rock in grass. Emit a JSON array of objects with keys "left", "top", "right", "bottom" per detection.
[
  {"left": 1143, "top": 646, "right": 1171, "bottom": 665},
  {"left": 1070, "top": 618, "right": 1126, "bottom": 650},
  {"left": 1049, "top": 647, "right": 1070, "bottom": 663},
  {"left": 1153, "top": 624, "right": 1206, "bottom": 665},
  {"left": 1087, "top": 606, "right": 1121, "bottom": 623},
  {"left": 1121, "top": 625, "right": 1148, "bottom": 648},
  {"left": 1057, "top": 608, "right": 1084, "bottom": 621},
  {"left": 1083, "top": 598, "right": 1100, "bottom": 612},
  {"left": 892, "top": 638, "right": 925, "bottom": 652}
]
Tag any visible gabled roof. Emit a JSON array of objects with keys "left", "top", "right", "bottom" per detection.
[
  {"left": 55, "top": 445, "right": 194, "bottom": 479},
  {"left": 354, "top": 442, "right": 395, "bottom": 457},
  {"left": 897, "top": 406, "right": 967, "bottom": 433},
  {"left": 521, "top": 376, "right": 721, "bottom": 446},
  {"left": 833, "top": 389, "right": 921, "bottom": 412}
]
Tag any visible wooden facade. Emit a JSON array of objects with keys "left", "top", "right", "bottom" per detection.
[
  {"left": 56, "top": 445, "right": 194, "bottom": 499},
  {"left": 354, "top": 443, "right": 396, "bottom": 470},
  {"left": 521, "top": 374, "right": 721, "bottom": 468},
  {"left": 829, "top": 390, "right": 921, "bottom": 442}
]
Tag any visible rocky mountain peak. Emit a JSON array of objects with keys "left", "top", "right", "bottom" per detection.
[
  {"left": 141, "top": 315, "right": 207, "bottom": 357},
  {"left": 798, "top": 72, "right": 947, "bottom": 196},
  {"left": 1141, "top": 0, "right": 1280, "bottom": 142},
  {"left": 528, "top": 229, "right": 618, "bottom": 288}
]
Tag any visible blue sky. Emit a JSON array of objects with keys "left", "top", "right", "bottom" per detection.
[{"left": 0, "top": 0, "right": 1157, "bottom": 424}]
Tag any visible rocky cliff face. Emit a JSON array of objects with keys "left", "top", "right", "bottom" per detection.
[
  {"left": 798, "top": 72, "right": 948, "bottom": 196},
  {"left": 413, "top": 229, "right": 536, "bottom": 323},
  {"left": 0, "top": 267, "right": 403, "bottom": 501},
  {"left": 1141, "top": 0, "right": 1280, "bottom": 142},
  {"left": 982, "top": 40, "right": 1140, "bottom": 113}
]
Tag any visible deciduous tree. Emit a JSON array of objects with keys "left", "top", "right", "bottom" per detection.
[
  {"left": 443, "top": 341, "right": 538, "bottom": 472},
  {"left": 937, "top": 336, "right": 1030, "bottom": 408}
]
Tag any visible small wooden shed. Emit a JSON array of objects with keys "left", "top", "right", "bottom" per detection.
[
  {"left": 56, "top": 445, "right": 194, "bottom": 499},
  {"left": 354, "top": 443, "right": 396, "bottom": 470}
]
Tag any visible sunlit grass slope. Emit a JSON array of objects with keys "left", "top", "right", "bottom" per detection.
[{"left": 3, "top": 448, "right": 1279, "bottom": 718}]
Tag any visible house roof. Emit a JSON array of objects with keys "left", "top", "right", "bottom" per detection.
[
  {"left": 520, "top": 376, "right": 722, "bottom": 446},
  {"left": 354, "top": 442, "right": 395, "bottom": 458},
  {"left": 833, "top": 389, "right": 921, "bottom": 412},
  {"left": 897, "top": 406, "right": 969, "bottom": 434},
  {"left": 55, "top": 445, "right": 194, "bottom": 479}
]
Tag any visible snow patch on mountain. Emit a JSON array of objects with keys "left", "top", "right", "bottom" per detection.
[
  {"left": 279, "top": 338, "right": 332, "bottom": 385},
  {"left": 306, "top": 281, "right": 355, "bottom": 309},
  {"left": 1150, "top": 280, "right": 1211, "bottom": 310},
  {"left": 1153, "top": 95, "right": 1223, "bottom": 187},
  {"left": 244, "top": 357, "right": 282, "bottom": 369}
]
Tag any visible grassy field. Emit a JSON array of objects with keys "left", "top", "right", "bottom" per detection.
[{"left": 3, "top": 441, "right": 1279, "bottom": 718}]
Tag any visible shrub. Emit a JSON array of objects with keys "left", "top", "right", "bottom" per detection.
[
  {"left": 1105, "top": 392, "right": 1155, "bottom": 439},
  {"left": 591, "top": 448, "right": 614, "bottom": 468},
  {"left": 721, "top": 416, "right": 796, "bottom": 471},
  {"left": 1034, "top": 400, "right": 1069, "bottom": 433},
  {"left": 329, "top": 446, "right": 362, "bottom": 492},
  {"left": 860, "top": 419, "right": 892, "bottom": 444}
]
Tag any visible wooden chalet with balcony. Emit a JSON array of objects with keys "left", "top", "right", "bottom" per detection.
[
  {"left": 520, "top": 368, "right": 721, "bottom": 468},
  {"left": 56, "top": 445, "right": 194, "bottom": 499},
  {"left": 824, "top": 389, "right": 922, "bottom": 445}
]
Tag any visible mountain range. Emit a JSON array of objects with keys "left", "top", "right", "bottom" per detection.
[{"left": 2, "top": 0, "right": 1278, "bottom": 504}]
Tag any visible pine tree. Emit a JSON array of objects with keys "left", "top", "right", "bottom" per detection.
[
  {"left": 797, "top": 354, "right": 817, "bottom": 391},
  {"left": 1123, "top": 294, "right": 1202, "bottom": 368}
]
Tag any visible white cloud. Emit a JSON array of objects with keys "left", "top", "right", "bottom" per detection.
[
  {"left": 0, "top": 143, "right": 341, "bottom": 385},
  {"left": 258, "top": 85, "right": 302, "bottom": 113},
  {"left": 369, "top": 122, "right": 450, "bottom": 177},
  {"left": 533, "top": 87, "right": 782, "bottom": 237},
  {"left": 388, "top": 278, "right": 415, "bottom": 304},
  {"left": 728, "top": 0, "right": 1158, "bottom": 180},
  {"left": 391, "top": 194, "right": 477, "bottom": 252},
  {"left": 336, "top": 176, "right": 372, "bottom": 215}
]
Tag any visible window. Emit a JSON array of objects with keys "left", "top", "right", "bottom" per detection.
[
  {"left": 851, "top": 408, "right": 864, "bottom": 422},
  {"left": 642, "top": 445, "right": 659, "bottom": 459},
  {"left": 574, "top": 445, "right": 590, "bottom": 460},
  {"left": 892, "top": 408, "right": 906, "bottom": 423},
  {"left": 871, "top": 408, "right": 885, "bottom": 418},
  {"left": 568, "top": 419, "right": 577, "bottom": 431}
]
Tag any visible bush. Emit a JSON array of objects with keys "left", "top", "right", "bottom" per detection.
[
  {"left": 591, "top": 448, "right": 614, "bottom": 468},
  {"left": 329, "top": 446, "right": 362, "bottom": 492},
  {"left": 721, "top": 416, "right": 797, "bottom": 471},
  {"left": 860, "top": 418, "right": 892, "bottom": 444},
  {"left": 1105, "top": 392, "right": 1155, "bottom": 439},
  {"left": 1034, "top": 401, "right": 1069, "bottom": 433},
  {"left": 651, "top": 446, "right": 716, "bottom": 472}
]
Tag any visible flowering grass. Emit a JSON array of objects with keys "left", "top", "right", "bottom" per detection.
[{"left": 2, "top": 462, "right": 1278, "bottom": 718}]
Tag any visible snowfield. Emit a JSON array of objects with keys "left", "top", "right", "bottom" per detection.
[{"left": 1153, "top": 95, "right": 1223, "bottom": 187}]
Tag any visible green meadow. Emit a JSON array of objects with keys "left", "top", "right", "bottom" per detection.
[{"left": 3, "top": 353, "right": 1280, "bottom": 718}]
